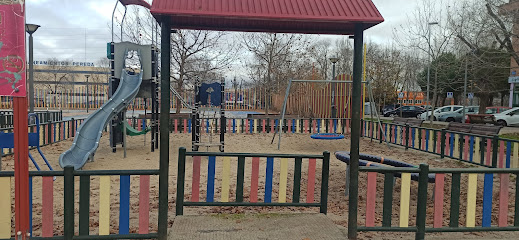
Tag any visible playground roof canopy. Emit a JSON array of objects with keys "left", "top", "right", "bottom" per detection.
[{"left": 150, "top": 0, "right": 384, "bottom": 34}]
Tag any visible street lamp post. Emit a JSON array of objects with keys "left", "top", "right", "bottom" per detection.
[
  {"left": 426, "top": 22, "right": 438, "bottom": 122},
  {"left": 26, "top": 24, "right": 40, "bottom": 113},
  {"left": 329, "top": 57, "right": 340, "bottom": 119},
  {"left": 85, "top": 74, "right": 90, "bottom": 113}
]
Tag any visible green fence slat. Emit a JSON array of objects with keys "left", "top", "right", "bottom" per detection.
[
  {"left": 79, "top": 175, "right": 90, "bottom": 235},
  {"left": 515, "top": 173, "right": 519, "bottom": 227},
  {"left": 293, "top": 157, "right": 302, "bottom": 203},
  {"left": 382, "top": 172, "right": 394, "bottom": 227},
  {"left": 450, "top": 173, "right": 461, "bottom": 227},
  {"left": 236, "top": 156, "right": 245, "bottom": 202}
]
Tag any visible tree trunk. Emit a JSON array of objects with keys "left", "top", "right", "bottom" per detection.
[{"left": 478, "top": 93, "right": 492, "bottom": 113}]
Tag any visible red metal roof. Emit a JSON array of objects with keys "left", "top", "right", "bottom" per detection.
[
  {"left": 150, "top": 0, "right": 384, "bottom": 34},
  {"left": 120, "top": 0, "right": 151, "bottom": 9}
]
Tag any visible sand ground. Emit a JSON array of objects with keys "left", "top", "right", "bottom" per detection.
[{"left": 2, "top": 131, "right": 519, "bottom": 239}]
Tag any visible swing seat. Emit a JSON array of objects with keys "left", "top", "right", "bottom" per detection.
[
  {"left": 310, "top": 133, "right": 345, "bottom": 140},
  {"left": 121, "top": 121, "right": 151, "bottom": 136}
]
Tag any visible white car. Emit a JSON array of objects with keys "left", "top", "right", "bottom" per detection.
[
  {"left": 420, "top": 105, "right": 463, "bottom": 120},
  {"left": 494, "top": 107, "right": 519, "bottom": 127}
]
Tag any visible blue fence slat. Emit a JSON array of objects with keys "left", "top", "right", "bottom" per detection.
[
  {"left": 206, "top": 119, "right": 209, "bottom": 133},
  {"left": 119, "top": 175, "right": 130, "bottom": 234},
  {"left": 412, "top": 129, "right": 416, "bottom": 148},
  {"left": 470, "top": 136, "right": 475, "bottom": 162},
  {"left": 250, "top": 119, "right": 253, "bottom": 134},
  {"left": 265, "top": 157, "right": 274, "bottom": 203},
  {"left": 449, "top": 134, "right": 454, "bottom": 157},
  {"left": 482, "top": 173, "right": 493, "bottom": 227},
  {"left": 188, "top": 119, "right": 192, "bottom": 133},
  {"left": 506, "top": 141, "right": 511, "bottom": 168},
  {"left": 425, "top": 130, "right": 430, "bottom": 151},
  {"left": 29, "top": 176, "right": 33, "bottom": 235},
  {"left": 207, "top": 156, "right": 216, "bottom": 202},
  {"left": 232, "top": 119, "right": 236, "bottom": 133}
]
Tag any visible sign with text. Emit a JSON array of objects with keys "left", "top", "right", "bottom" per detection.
[
  {"left": 447, "top": 92, "right": 453, "bottom": 98},
  {"left": 0, "top": 2, "right": 26, "bottom": 97}
]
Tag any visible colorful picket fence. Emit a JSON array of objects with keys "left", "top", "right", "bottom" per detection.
[
  {"left": 355, "top": 165, "right": 519, "bottom": 238},
  {"left": 0, "top": 168, "right": 160, "bottom": 239},
  {"left": 176, "top": 148, "right": 330, "bottom": 215},
  {"left": 361, "top": 121, "right": 519, "bottom": 169},
  {"left": 163, "top": 117, "right": 352, "bottom": 135},
  {"left": 1, "top": 118, "right": 84, "bottom": 157}
]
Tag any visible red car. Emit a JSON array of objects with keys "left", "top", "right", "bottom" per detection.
[{"left": 465, "top": 106, "right": 511, "bottom": 123}]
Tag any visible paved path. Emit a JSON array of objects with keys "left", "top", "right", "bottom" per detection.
[{"left": 168, "top": 213, "right": 346, "bottom": 240}]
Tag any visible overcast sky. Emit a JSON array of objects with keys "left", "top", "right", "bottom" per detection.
[{"left": 25, "top": 0, "right": 419, "bottom": 65}]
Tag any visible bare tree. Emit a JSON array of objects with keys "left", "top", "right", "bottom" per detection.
[
  {"left": 242, "top": 33, "right": 311, "bottom": 114},
  {"left": 35, "top": 58, "right": 76, "bottom": 107}
]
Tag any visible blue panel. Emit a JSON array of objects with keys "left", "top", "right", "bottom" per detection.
[
  {"left": 506, "top": 141, "right": 512, "bottom": 168},
  {"left": 265, "top": 157, "right": 274, "bottom": 203},
  {"left": 207, "top": 156, "right": 216, "bottom": 202},
  {"left": 317, "top": 120, "right": 321, "bottom": 133},
  {"left": 250, "top": 119, "right": 253, "bottom": 134},
  {"left": 470, "top": 136, "right": 474, "bottom": 162},
  {"left": 232, "top": 119, "right": 236, "bottom": 133},
  {"left": 199, "top": 82, "right": 222, "bottom": 106},
  {"left": 188, "top": 119, "right": 192, "bottom": 133},
  {"left": 482, "top": 173, "right": 493, "bottom": 227},
  {"left": 275, "top": 119, "right": 279, "bottom": 133},
  {"left": 206, "top": 119, "right": 209, "bottom": 133},
  {"left": 119, "top": 175, "right": 130, "bottom": 234}
]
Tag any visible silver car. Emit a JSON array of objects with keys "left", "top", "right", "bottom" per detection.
[{"left": 437, "top": 106, "right": 479, "bottom": 122}]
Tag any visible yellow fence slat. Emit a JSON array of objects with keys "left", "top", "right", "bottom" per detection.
[
  {"left": 278, "top": 158, "right": 288, "bottom": 203},
  {"left": 514, "top": 142, "right": 519, "bottom": 168},
  {"left": 99, "top": 176, "right": 111, "bottom": 235},
  {"left": 0, "top": 178, "right": 11, "bottom": 238},
  {"left": 466, "top": 174, "right": 478, "bottom": 227},
  {"left": 399, "top": 173, "right": 411, "bottom": 227},
  {"left": 221, "top": 157, "right": 231, "bottom": 202}
]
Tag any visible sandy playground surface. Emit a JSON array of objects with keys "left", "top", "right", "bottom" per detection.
[{"left": 2, "top": 132, "right": 519, "bottom": 239}]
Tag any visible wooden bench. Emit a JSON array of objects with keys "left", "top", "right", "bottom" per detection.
[
  {"left": 446, "top": 122, "right": 502, "bottom": 136},
  {"left": 392, "top": 117, "right": 423, "bottom": 127},
  {"left": 467, "top": 114, "right": 496, "bottom": 125}
]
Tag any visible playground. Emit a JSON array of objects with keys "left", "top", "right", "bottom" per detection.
[
  {"left": 0, "top": 128, "right": 516, "bottom": 239},
  {"left": 1, "top": 0, "right": 519, "bottom": 239}
]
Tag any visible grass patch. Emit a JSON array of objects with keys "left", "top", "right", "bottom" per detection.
[{"left": 500, "top": 133, "right": 519, "bottom": 141}]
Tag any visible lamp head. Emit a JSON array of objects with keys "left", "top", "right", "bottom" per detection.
[
  {"left": 329, "top": 57, "right": 340, "bottom": 64},
  {"left": 25, "top": 24, "right": 40, "bottom": 34}
]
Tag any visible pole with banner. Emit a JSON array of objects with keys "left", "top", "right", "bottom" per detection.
[{"left": 0, "top": 1, "right": 29, "bottom": 239}]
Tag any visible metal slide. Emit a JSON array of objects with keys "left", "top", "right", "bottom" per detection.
[{"left": 59, "top": 69, "right": 143, "bottom": 170}]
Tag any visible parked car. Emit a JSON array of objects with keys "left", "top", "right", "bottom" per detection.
[
  {"left": 437, "top": 106, "right": 478, "bottom": 122},
  {"left": 384, "top": 106, "right": 425, "bottom": 118},
  {"left": 494, "top": 107, "right": 519, "bottom": 127},
  {"left": 419, "top": 105, "right": 463, "bottom": 120},
  {"left": 382, "top": 104, "right": 400, "bottom": 115},
  {"left": 484, "top": 106, "right": 511, "bottom": 114},
  {"left": 466, "top": 106, "right": 511, "bottom": 123}
]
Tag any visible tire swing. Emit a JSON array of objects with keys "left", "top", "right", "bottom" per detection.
[{"left": 310, "top": 133, "right": 345, "bottom": 140}]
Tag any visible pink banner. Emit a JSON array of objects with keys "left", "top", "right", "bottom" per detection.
[{"left": 0, "top": 2, "right": 25, "bottom": 97}]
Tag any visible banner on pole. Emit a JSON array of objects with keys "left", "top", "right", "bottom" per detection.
[{"left": 0, "top": 1, "right": 26, "bottom": 97}]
